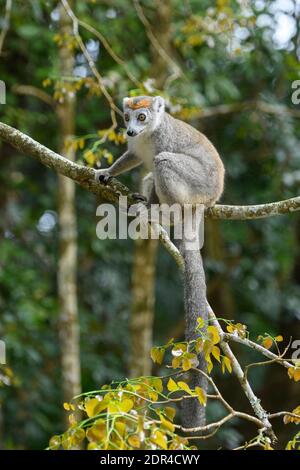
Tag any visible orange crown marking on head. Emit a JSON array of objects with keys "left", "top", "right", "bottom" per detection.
[{"left": 127, "top": 98, "right": 152, "bottom": 110}]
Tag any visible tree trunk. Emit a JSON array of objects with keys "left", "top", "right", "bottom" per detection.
[
  {"left": 129, "top": 234, "right": 158, "bottom": 377},
  {"left": 57, "top": 1, "right": 81, "bottom": 408}
]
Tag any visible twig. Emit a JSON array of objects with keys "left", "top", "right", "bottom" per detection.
[
  {"left": 191, "top": 99, "right": 300, "bottom": 120},
  {"left": 132, "top": 0, "right": 183, "bottom": 84},
  {"left": 222, "top": 332, "right": 294, "bottom": 369},
  {"left": 61, "top": 0, "right": 122, "bottom": 127},
  {"left": 207, "top": 303, "right": 276, "bottom": 442},
  {"left": 12, "top": 84, "right": 56, "bottom": 108},
  {"left": 76, "top": 18, "right": 142, "bottom": 89},
  {"left": 206, "top": 197, "right": 300, "bottom": 220},
  {"left": 268, "top": 411, "right": 300, "bottom": 420}
]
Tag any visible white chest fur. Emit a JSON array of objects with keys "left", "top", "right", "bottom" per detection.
[{"left": 128, "top": 134, "right": 155, "bottom": 171}]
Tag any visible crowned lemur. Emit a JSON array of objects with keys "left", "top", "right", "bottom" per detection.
[{"left": 95, "top": 96, "right": 225, "bottom": 428}]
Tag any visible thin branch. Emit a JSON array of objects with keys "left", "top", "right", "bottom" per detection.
[
  {"left": 207, "top": 302, "right": 276, "bottom": 441},
  {"left": 222, "top": 332, "right": 294, "bottom": 369},
  {"left": 0, "top": 0, "right": 12, "bottom": 56},
  {"left": 180, "top": 366, "right": 263, "bottom": 434},
  {"left": 61, "top": 0, "right": 122, "bottom": 127},
  {"left": 206, "top": 197, "right": 300, "bottom": 220},
  {"left": 12, "top": 84, "right": 56, "bottom": 108},
  {"left": 76, "top": 18, "right": 142, "bottom": 89},
  {"left": 132, "top": 0, "right": 184, "bottom": 83},
  {"left": 191, "top": 99, "right": 300, "bottom": 120},
  {"left": 268, "top": 411, "right": 300, "bottom": 420}
]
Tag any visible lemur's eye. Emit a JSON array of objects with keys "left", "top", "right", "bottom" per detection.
[
  {"left": 138, "top": 113, "right": 146, "bottom": 121},
  {"left": 124, "top": 113, "right": 130, "bottom": 122}
]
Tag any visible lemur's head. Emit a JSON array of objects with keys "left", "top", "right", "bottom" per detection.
[{"left": 123, "top": 95, "right": 165, "bottom": 138}]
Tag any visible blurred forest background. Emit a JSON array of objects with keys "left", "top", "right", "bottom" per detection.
[{"left": 0, "top": 0, "right": 300, "bottom": 450}]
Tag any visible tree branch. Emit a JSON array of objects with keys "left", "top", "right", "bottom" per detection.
[
  {"left": 12, "top": 84, "right": 56, "bottom": 108},
  {"left": 0, "top": 121, "right": 134, "bottom": 205},
  {"left": 190, "top": 99, "right": 300, "bottom": 120},
  {"left": 0, "top": 121, "right": 299, "bottom": 221}
]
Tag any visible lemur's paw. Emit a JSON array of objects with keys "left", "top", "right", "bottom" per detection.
[
  {"left": 131, "top": 192, "right": 148, "bottom": 203},
  {"left": 95, "top": 169, "right": 111, "bottom": 185}
]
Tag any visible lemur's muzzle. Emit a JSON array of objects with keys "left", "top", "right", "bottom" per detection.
[{"left": 127, "top": 129, "right": 136, "bottom": 137}]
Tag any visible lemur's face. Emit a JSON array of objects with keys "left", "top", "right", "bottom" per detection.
[{"left": 123, "top": 95, "right": 165, "bottom": 137}]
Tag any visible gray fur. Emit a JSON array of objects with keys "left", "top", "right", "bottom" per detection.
[{"left": 95, "top": 96, "right": 225, "bottom": 429}]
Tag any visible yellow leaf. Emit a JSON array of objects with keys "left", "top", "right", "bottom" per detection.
[
  {"left": 203, "top": 339, "right": 213, "bottom": 359},
  {"left": 84, "top": 150, "right": 95, "bottom": 166},
  {"left": 78, "top": 138, "right": 85, "bottom": 149},
  {"left": 207, "top": 357, "right": 213, "bottom": 374},
  {"left": 262, "top": 337, "right": 273, "bottom": 350},
  {"left": 72, "top": 428, "right": 85, "bottom": 446},
  {"left": 160, "top": 414, "right": 175, "bottom": 432},
  {"left": 222, "top": 356, "right": 232, "bottom": 374},
  {"left": 151, "top": 430, "right": 167, "bottom": 450},
  {"left": 167, "top": 378, "right": 179, "bottom": 392},
  {"left": 172, "top": 357, "right": 181, "bottom": 369},
  {"left": 195, "top": 338, "right": 203, "bottom": 353},
  {"left": 152, "top": 378, "right": 163, "bottom": 393},
  {"left": 172, "top": 343, "right": 186, "bottom": 356},
  {"left": 61, "top": 433, "right": 72, "bottom": 450},
  {"left": 42, "top": 78, "right": 51, "bottom": 87},
  {"left": 86, "top": 419, "right": 106, "bottom": 442},
  {"left": 294, "top": 368, "right": 300, "bottom": 382},
  {"left": 119, "top": 398, "right": 134, "bottom": 413},
  {"left": 197, "top": 317, "right": 205, "bottom": 328},
  {"left": 182, "top": 358, "right": 192, "bottom": 371},
  {"left": 207, "top": 326, "right": 220, "bottom": 344},
  {"left": 85, "top": 398, "right": 105, "bottom": 418},
  {"left": 212, "top": 346, "right": 221, "bottom": 362},
  {"left": 68, "top": 413, "right": 77, "bottom": 425},
  {"left": 115, "top": 421, "right": 126, "bottom": 437},
  {"left": 87, "top": 442, "right": 100, "bottom": 450},
  {"left": 195, "top": 386, "right": 207, "bottom": 406},
  {"left": 128, "top": 435, "right": 141, "bottom": 448},
  {"left": 108, "top": 402, "right": 118, "bottom": 413},
  {"left": 105, "top": 152, "right": 114, "bottom": 165},
  {"left": 164, "top": 406, "right": 176, "bottom": 422},
  {"left": 275, "top": 335, "right": 283, "bottom": 342},
  {"left": 150, "top": 347, "right": 165, "bottom": 365},
  {"left": 288, "top": 367, "right": 295, "bottom": 380},
  {"left": 177, "top": 381, "right": 193, "bottom": 395},
  {"left": 148, "top": 390, "right": 158, "bottom": 401},
  {"left": 49, "top": 435, "right": 61, "bottom": 450}
]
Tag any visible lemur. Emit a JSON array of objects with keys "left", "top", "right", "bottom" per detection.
[{"left": 95, "top": 96, "right": 225, "bottom": 428}]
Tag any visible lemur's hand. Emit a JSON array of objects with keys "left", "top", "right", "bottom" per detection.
[{"left": 95, "top": 169, "right": 111, "bottom": 185}]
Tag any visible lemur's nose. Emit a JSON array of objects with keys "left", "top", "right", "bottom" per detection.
[{"left": 127, "top": 129, "right": 135, "bottom": 137}]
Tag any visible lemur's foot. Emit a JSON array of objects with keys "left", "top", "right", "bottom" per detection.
[
  {"left": 95, "top": 169, "right": 111, "bottom": 185},
  {"left": 131, "top": 193, "right": 148, "bottom": 203}
]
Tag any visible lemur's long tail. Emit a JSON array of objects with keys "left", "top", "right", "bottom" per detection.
[{"left": 178, "top": 213, "right": 208, "bottom": 430}]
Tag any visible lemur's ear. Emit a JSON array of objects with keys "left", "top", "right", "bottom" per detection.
[
  {"left": 123, "top": 97, "right": 130, "bottom": 109},
  {"left": 153, "top": 95, "right": 165, "bottom": 112}
]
